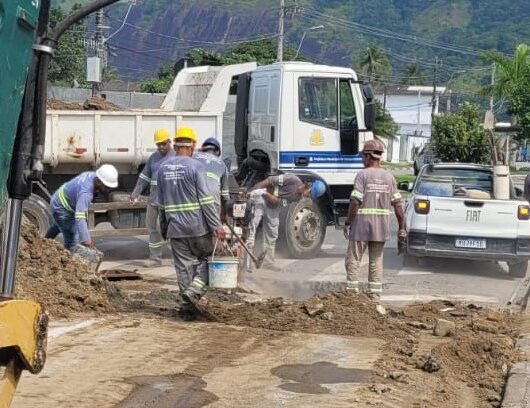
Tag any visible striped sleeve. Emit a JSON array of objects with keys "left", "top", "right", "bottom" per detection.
[
  {"left": 350, "top": 172, "right": 365, "bottom": 203},
  {"left": 75, "top": 192, "right": 92, "bottom": 243},
  {"left": 131, "top": 157, "right": 153, "bottom": 197}
]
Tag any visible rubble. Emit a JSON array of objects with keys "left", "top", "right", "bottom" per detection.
[
  {"left": 15, "top": 223, "right": 112, "bottom": 317},
  {"left": 433, "top": 319, "right": 456, "bottom": 337}
]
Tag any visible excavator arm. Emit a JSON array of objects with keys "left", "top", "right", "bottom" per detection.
[{"left": 0, "top": 1, "right": 120, "bottom": 406}]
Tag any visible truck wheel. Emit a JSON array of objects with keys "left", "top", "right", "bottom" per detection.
[
  {"left": 23, "top": 194, "right": 52, "bottom": 235},
  {"left": 508, "top": 261, "right": 528, "bottom": 278},
  {"left": 279, "top": 198, "right": 326, "bottom": 259},
  {"left": 403, "top": 253, "right": 419, "bottom": 268}
]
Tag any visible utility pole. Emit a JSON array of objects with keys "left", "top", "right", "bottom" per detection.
[
  {"left": 92, "top": 9, "right": 106, "bottom": 96},
  {"left": 490, "top": 63, "right": 496, "bottom": 112},
  {"left": 277, "top": 0, "right": 285, "bottom": 62},
  {"left": 431, "top": 56, "right": 438, "bottom": 117}
]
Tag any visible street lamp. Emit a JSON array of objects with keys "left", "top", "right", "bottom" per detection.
[{"left": 295, "top": 25, "right": 324, "bottom": 60}]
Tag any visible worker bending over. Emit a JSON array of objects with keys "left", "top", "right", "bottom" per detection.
[
  {"left": 344, "top": 139, "right": 406, "bottom": 298},
  {"left": 130, "top": 128, "right": 175, "bottom": 267},
  {"left": 46, "top": 164, "right": 118, "bottom": 257},
  {"left": 156, "top": 127, "right": 225, "bottom": 319},
  {"left": 246, "top": 174, "right": 326, "bottom": 272}
]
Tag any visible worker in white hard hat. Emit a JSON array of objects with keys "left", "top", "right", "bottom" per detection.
[
  {"left": 46, "top": 164, "right": 119, "bottom": 259},
  {"left": 130, "top": 128, "right": 175, "bottom": 267}
]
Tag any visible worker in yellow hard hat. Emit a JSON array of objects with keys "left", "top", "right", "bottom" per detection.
[
  {"left": 156, "top": 126, "right": 225, "bottom": 320},
  {"left": 130, "top": 128, "right": 175, "bottom": 267}
]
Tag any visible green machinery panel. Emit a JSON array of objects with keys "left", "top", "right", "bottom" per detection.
[{"left": 0, "top": 0, "right": 41, "bottom": 208}]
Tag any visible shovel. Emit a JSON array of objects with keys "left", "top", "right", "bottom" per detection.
[{"left": 225, "top": 223, "right": 265, "bottom": 269}]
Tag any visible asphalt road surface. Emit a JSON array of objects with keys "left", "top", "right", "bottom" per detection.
[{"left": 95, "top": 219, "right": 525, "bottom": 308}]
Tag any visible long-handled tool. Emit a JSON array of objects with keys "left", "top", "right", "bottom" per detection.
[{"left": 226, "top": 223, "right": 265, "bottom": 269}]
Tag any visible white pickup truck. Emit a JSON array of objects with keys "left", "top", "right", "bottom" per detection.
[{"left": 403, "top": 163, "right": 530, "bottom": 277}]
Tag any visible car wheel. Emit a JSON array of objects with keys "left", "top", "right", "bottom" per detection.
[{"left": 509, "top": 261, "right": 528, "bottom": 278}]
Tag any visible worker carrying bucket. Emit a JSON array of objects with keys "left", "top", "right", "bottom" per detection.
[
  {"left": 245, "top": 175, "right": 326, "bottom": 272},
  {"left": 156, "top": 127, "right": 226, "bottom": 320}
]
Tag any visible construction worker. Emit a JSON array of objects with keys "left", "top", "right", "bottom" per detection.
[
  {"left": 344, "top": 139, "right": 406, "bottom": 298},
  {"left": 129, "top": 128, "right": 175, "bottom": 267},
  {"left": 156, "top": 127, "right": 226, "bottom": 319},
  {"left": 246, "top": 175, "right": 326, "bottom": 271},
  {"left": 46, "top": 164, "right": 119, "bottom": 257},
  {"left": 193, "top": 137, "right": 230, "bottom": 215}
]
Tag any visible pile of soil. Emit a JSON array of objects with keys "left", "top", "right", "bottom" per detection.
[
  {"left": 83, "top": 97, "right": 121, "bottom": 111},
  {"left": 46, "top": 99, "right": 83, "bottom": 110},
  {"left": 47, "top": 97, "right": 122, "bottom": 111},
  {"left": 15, "top": 223, "right": 112, "bottom": 317},
  {"left": 202, "top": 291, "right": 412, "bottom": 339},
  {"left": 201, "top": 293, "right": 523, "bottom": 407}
]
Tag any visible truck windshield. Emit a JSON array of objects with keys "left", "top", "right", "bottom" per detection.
[{"left": 415, "top": 168, "right": 493, "bottom": 197}]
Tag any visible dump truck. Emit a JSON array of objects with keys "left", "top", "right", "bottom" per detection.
[
  {"left": 0, "top": 1, "right": 120, "bottom": 406},
  {"left": 31, "top": 62, "right": 375, "bottom": 258}
]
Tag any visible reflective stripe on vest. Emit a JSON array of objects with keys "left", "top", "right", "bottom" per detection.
[
  {"left": 164, "top": 202, "right": 201, "bottom": 212},
  {"left": 75, "top": 212, "right": 86, "bottom": 219},
  {"left": 139, "top": 173, "right": 151, "bottom": 183},
  {"left": 58, "top": 186, "right": 74, "bottom": 213},
  {"left": 358, "top": 208, "right": 390, "bottom": 216},
  {"left": 350, "top": 190, "right": 363, "bottom": 200},
  {"left": 206, "top": 172, "right": 220, "bottom": 182},
  {"left": 273, "top": 174, "right": 284, "bottom": 197}
]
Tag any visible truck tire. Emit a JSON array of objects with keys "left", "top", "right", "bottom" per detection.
[
  {"left": 23, "top": 194, "right": 52, "bottom": 235},
  {"left": 509, "top": 261, "right": 528, "bottom": 278},
  {"left": 279, "top": 198, "right": 326, "bottom": 259}
]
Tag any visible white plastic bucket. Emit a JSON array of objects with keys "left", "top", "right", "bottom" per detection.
[
  {"left": 493, "top": 165, "right": 510, "bottom": 200},
  {"left": 208, "top": 256, "right": 239, "bottom": 289}
]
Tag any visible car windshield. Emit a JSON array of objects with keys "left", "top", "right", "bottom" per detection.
[{"left": 415, "top": 167, "right": 493, "bottom": 197}]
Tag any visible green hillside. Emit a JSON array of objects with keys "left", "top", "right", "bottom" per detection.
[{"left": 53, "top": 0, "right": 530, "bottom": 84}]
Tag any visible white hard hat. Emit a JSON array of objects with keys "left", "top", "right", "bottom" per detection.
[{"left": 95, "top": 164, "right": 118, "bottom": 188}]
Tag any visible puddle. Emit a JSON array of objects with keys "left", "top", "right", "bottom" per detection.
[
  {"left": 115, "top": 374, "right": 218, "bottom": 408},
  {"left": 271, "top": 361, "right": 373, "bottom": 394}
]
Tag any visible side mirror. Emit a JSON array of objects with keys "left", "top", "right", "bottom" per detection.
[
  {"left": 514, "top": 186, "right": 524, "bottom": 198},
  {"left": 398, "top": 181, "right": 413, "bottom": 192},
  {"left": 362, "top": 83, "right": 375, "bottom": 131}
]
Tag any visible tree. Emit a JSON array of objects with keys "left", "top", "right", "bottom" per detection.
[
  {"left": 401, "top": 64, "right": 425, "bottom": 85},
  {"left": 187, "top": 48, "right": 224, "bottom": 66},
  {"left": 374, "top": 100, "right": 397, "bottom": 139},
  {"left": 139, "top": 65, "right": 175, "bottom": 93},
  {"left": 431, "top": 102, "right": 491, "bottom": 164},
  {"left": 484, "top": 43, "right": 530, "bottom": 140},
  {"left": 357, "top": 45, "right": 392, "bottom": 84},
  {"left": 48, "top": 5, "right": 88, "bottom": 87},
  {"left": 224, "top": 39, "right": 300, "bottom": 65}
]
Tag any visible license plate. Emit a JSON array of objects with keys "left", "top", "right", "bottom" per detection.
[
  {"left": 233, "top": 203, "right": 246, "bottom": 218},
  {"left": 455, "top": 238, "right": 486, "bottom": 249}
]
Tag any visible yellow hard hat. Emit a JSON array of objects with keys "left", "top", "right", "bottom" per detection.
[
  {"left": 153, "top": 128, "right": 170, "bottom": 144},
  {"left": 175, "top": 126, "right": 197, "bottom": 144}
]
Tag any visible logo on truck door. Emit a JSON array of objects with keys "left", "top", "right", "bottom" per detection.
[
  {"left": 310, "top": 129, "right": 324, "bottom": 146},
  {"left": 466, "top": 210, "right": 481, "bottom": 222}
]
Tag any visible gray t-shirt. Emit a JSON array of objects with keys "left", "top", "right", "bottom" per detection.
[
  {"left": 349, "top": 167, "right": 401, "bottom": 242},
  {"left": 268, "top": 174, "right": 305, "bottom": 205}
]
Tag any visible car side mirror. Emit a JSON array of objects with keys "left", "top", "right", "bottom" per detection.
[
  {"left": 398, "top": 181, "right": 413, "bottom": 192},
  {"left": 514, "top": 186, "right": 523, "bottom": 198}
]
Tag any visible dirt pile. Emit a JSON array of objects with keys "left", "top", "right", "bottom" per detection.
[
  {"left": 47, "top": 97, "right": 122, "bottom": 111},
  {"left": 15, "top": 223, "right": 112, "bottom": 317},
  {"left": 202, "top": 294, "right": 523, "bottom": 407},
  {"left": 203, "top": 291, "right": 412, "bottom": 339},
  {"left": 83, "top": 97, "right": 122, "bottom": 111}
]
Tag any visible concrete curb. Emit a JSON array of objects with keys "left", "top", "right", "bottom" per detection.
[{"left": 502, "top": 280, "right": 530, "bottom": 407}]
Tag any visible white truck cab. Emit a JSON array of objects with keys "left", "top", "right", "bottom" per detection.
[{"left": 235, "top": 62, "right": 375, "bottom": 256}]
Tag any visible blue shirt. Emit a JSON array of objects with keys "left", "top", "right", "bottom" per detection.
[{"left": 50, "top": 172, "right": 97, "bottom": 243}]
